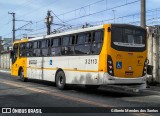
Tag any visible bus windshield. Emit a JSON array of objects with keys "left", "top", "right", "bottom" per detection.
[{"left": 111, "top": 25, "right": 146, "bottom": 52}]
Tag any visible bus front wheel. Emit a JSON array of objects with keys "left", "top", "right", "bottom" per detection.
[
  {"left": 19, "top": 68, "right": 27, "bottom": 82},
  {"left": 56, "top": 71, "right": 66, "bottom": 90}
]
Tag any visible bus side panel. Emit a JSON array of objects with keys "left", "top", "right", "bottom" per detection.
[
  {"left": 11, "top": 63, "right": 19, "bottom": 76},
  {"left": 11, "top": 57, "right": 27, "bottom": 78},
  {"left": 41, "top": 56, "right": 100, "bottom": 85},
  {"left": 27, "top": 57, "right": 43, "bottom": 80},
  {"left": 66, "top": 55, "right": 99, "bottom": 85}
]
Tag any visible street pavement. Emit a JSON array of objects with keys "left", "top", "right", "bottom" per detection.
[{"left": 0, "top": 71, "right": 160, "bottom": 116}]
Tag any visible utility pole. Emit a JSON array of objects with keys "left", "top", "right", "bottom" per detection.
[
  {"left": 141, "top": 0, "right": 146, "bottom": 28},
  {"left": 45, "top": 10, "right": 53, "bottom": 35},
  {"left": 8, "top": 12, "right": 15, "bottom": 43}
]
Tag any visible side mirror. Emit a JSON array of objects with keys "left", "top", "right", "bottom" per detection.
[{"left": 147, "top": 65, "right": 153, "bottom": 75}]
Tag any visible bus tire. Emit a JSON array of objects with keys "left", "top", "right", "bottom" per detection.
[
  {"left": 56, "top": 70, "right": 66, "bottom": 90},
  {"left": 85, "top": 85, "right": 100, "bottom": 90},
  {"left": 19, "top": 68, "right": 27, "bottom": 82}
]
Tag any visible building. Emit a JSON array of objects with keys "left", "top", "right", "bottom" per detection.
[
  {"left": 0, "top": 36, "right": 4, "bottom": 53},
  {"left": 3, "top": 38, "right": 12, "bottom": 51}
]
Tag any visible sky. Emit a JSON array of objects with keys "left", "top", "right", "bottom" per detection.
[{"left": 0, "top": 0, "right": 160, "bottom": 40}]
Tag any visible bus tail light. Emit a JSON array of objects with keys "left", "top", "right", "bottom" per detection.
[
  {"left": 107, "top": 55, "right": 114, "bottom": 76},
  {"left": 142, "top": 58, "right": 149, "bottom": 76}
]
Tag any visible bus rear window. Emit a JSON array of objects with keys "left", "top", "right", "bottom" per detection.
[{"left": 111, "top": 25, "right": 146, "bottom": 52}]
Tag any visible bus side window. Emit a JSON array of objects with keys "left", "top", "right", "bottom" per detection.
[
  {"left": 51, "top": 38, "right": 61, "bottom": 56},
  {"left": 20, "top": 43, "right": 26, "bottom": 57},
  {"left": 91, "top": 30, "right": 103, "bottom": 55},
  {"left": 70, "top": 36, "right": 75, "bottom": 45},
  {"left": 26, "top": 42, "right": 33, "bottom": 57},
  {"left": 68, "top": 36, "right": 75, "bottom": 55},
  {"left": 75, "top": 33, "right": 91, "bottom": 55},
  {"left": 41, "top": 39, "right": 50, "bottom": 57},
  {"left": 33, "top": 41, "right": 41, "bottom": 57},
  {"left": 26, "top": 42, "right": 29, "bottom": 57},
  {"left": 61, "top": 36, "right": 74, "bottom": 55}
]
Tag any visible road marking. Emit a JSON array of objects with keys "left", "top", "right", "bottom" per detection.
[
  {"left": 0, "top": 79, "right": 153, "bottom": 116},
  {"left": 0, "top": 79, "right": 112, "bottom": 107}
]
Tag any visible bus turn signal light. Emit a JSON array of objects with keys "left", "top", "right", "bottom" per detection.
[
  {"left": 142, "top": 58, "right": 148, "bottom": 76},
  {"left": 107, "top": 55, "right": 114, "bottom": 76}
]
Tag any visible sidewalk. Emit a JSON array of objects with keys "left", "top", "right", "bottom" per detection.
[
  {"left": 0, "top": 69, "right": 10, "bottom": 74},
  {"left": 145, "top": 84, "right": 160, "bottom": 91}
]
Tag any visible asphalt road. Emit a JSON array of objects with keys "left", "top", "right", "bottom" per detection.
[{"left": 0, "top": 72, "right": 160, "bottom": 116}]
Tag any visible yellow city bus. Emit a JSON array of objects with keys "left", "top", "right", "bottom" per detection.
[{"left": 11, "top": 24, "right": 147, "bottom": 90}]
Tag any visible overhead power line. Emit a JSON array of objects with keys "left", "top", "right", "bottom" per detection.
[
  {"left": 51, "top": 11, "right": 65, "bottom": 24},
  {"left": 51, "top": 11, "right": 74, "bottom": 28},
  {"left": 17, "top": 0, "right": 58, "bottom": 19},
  {"left": 2, "top": 32, "right": 12, "bottom": 37},
  {"left": 64, "top": 0, "right": 140, "bottom": 23},
  {"left": 0, "top": 0, "right": 33, "bottom": 19},
  {"left": 16, "top": 22, "right": 32, "bottom": 31},
  {"left": 57, "top": 0, "right": 105, "bottom": 16},
  {"left": 2, "top": 0, "right": 160, "bottom": 39}
]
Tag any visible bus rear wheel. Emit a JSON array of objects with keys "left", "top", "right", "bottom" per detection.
[
  {"left": 19, "top": 68, "right": 27, "bottom": 82},
  {"left": 56, "top": 71, "right": 66, "bottom": 90}
]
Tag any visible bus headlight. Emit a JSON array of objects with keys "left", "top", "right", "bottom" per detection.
[{"left": 107, "top": 55, "right": 114, "bottom": 76}]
